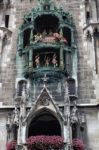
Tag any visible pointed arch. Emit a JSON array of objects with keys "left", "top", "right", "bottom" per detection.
[{"left": 26, "top": 107, "right": 63, "bottom": 138}]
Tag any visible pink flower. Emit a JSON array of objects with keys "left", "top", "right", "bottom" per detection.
[
  {"left": 72, "top": 138, "right": 85, "bottom": 150},
  {"left": 27, "top": 135, "right": 64, "bottom": 149},
  {"left": 6, "top": 140, "right": 17, "bottom": 150}
]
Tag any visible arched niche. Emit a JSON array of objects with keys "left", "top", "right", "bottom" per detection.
[
  {"left": 34, "top": 14, "right": 59, "bottom": 34},
  {"left": 27, "top": 109, "right": 62, "bottom": 138},
  {"left": 72, "top": 122, "right": 78, "bottom": 139},
  {"left": 67, "top": 78, "right": 76, "bottom": 96},
  {"left": 94, "top": 28, "right": 99, "bottom": 37},
  {"left": 62, "top": 27, "right": 71, "bottom": 46},
  {"left": 17, "top": 80, "right": 27, "bottom": 96}
]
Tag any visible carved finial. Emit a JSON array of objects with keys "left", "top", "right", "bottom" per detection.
[{"left": 41, "top": 74, "right": 49, "bottom": 87}]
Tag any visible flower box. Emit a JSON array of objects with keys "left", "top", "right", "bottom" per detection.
[
  {"left": 72, "top": 138, "right": 85, "bottom": 150},
  {"left": 6, "top": 140, "right": 17, "bottom": 150},
  {"left": 27, "top": 135, "right": 64, "bottom": 150}
]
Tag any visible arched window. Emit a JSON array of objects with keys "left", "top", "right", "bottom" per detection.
[
  {"left": 28, "top": 110, "right": 61, "bottom": 137},
  {"left": 23, "top": 28, "right": 31, "bottom": 48},
  {"left": 17, "top": 80, "right": 27, "bottom": 96},
  {"left": 85, "top": 0, "right": 91, "bottom": 24},
  {"left": 62, "top": 27, "right": 71, "bottom": 46},
  {"left": 93, "top": 28, "right": 99, "bottom": 74},
  {"left": 95, "top": 0, "right": 99, "bottom": 20},
  {"left": 34, "top": 14, "right": 59, "bottom": 34},
  {"left": 97, "top": 0, "right": 99, "bottom": 20}
]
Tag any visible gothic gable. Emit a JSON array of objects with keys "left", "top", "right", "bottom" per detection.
[{"left": 26, "top": 85, "right": 65, "bottom": 123}]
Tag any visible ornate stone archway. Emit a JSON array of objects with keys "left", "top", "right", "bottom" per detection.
[{"left": 27, "top": 109, "right": 62, "bottom": 137}]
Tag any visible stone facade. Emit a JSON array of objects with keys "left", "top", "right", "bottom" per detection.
[{"left": 0, "top": 0, "right": 99, "bottom": 150}]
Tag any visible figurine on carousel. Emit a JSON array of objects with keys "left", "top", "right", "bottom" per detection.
[
  {"left": 45, "top": 56, "right": 50, "bottom": 67},
  {"left": 52, "top": 53, "right": 58, "bottom": 68},
  {"left": 35, "top": 54, "right": 40, "bottom": 68}
]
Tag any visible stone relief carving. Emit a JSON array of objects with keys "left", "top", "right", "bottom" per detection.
[
  {"left": 39, "top": 97, "right": 49, "bottom": 106},
  {"left": 13, "top": 107, "right": 19, "bottom": 126}
]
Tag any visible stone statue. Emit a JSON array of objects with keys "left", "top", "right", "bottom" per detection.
[
  {"left": 20, "top": 103, "right": 26, "bottom": 120},
  {"left": 71, "top": 105, "right": 78, "bottom": 124},
  {"left": 13, "top": 107, "right": 19, "bottom": 126}
]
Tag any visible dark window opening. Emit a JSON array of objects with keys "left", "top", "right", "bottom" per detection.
[
  {"left": 63, "top": 27, "right": 71, "bottom": 46},
  {"left": 86, "top": 11, "right": 90, "bottom": 19},
  {"left": 5, "top": 15, "right": 9, "bottom": 28},
  {"left": 62, "top": 15, "right": 67, "bottom": 20},
  {"left": 95, "top": 0, "right": 99, "bottom": 20},
  {"left": 28, "top": 111, "right": 61, "bottom": 137},
  {"left": 27, "top": 17, "right": 31, "bottom": 22},
  {"left": 33, "top": 48, "right": 59, "bottom": 68},
  {"left": 72, "top": 123, "right": 78, "bottom": 139},
  {"left": 12, "top": 124, "right": 18, "bottom": 140},
  {"left": 85, "top": 0, "right": 91, "bottom": 23},
  {"left": 34, "top": 15, "right": 59, "bottom": 34},
  {"left": 23, "top": 28, "right": 31, "bottom": 48},
  {"left": 85, "top": 1, "right": 90, "bottom": 24}
]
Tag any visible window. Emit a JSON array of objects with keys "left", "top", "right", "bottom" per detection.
[
  {"left": 5, "top": 15, "right": 9, "bottom": 28},
  {"left": 85, "top": 0, "right": 91, "bottom": 24},
  {"left": 96, "top": 0, "right": 99, "bottom": 20},
  {"left": 94, "top": 28, "right": 99, "bottom": 74}
]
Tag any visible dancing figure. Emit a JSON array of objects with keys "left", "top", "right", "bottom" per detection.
[
  {"left": 45, "top": 56, "right": 50, "bottom": 67},
  {"left": 52, "top": 54, "right": 58, "bottom": 68},
  {"left": 35, "top": 54, "right": 40, "bottom": 68}
]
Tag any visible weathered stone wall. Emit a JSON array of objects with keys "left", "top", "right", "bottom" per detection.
[
  {"left": 0, "top": 111, "right": 8, "bottom": 150},
  {"left": 0, "top": 0, "right": 97, "bottom": 105},
  {"left": 0, "top": 1, "right": 99, "bottom": 149},
  {"left": 80, "top": 107, "right": 99, "bottom": 150}
]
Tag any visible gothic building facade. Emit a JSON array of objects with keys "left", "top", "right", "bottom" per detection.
[{"left": 0, "top": 0, "right": 99, "bottom": 150}]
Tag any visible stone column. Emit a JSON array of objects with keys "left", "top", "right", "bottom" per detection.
[
  {"left": 29, "top": 48, "right": 33, "bottom": 71},
  {"left": 60, "top": 46, "right": 64, "bottom": 70},
  {"left": 92, "top": 33, "right": 97, "bottom": 72},
  {"left": 30, "top": 28, "right": 33, "bottom": 44},
  {"left": 64, "top": 81, "right": 71, "bottom": 150}
]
